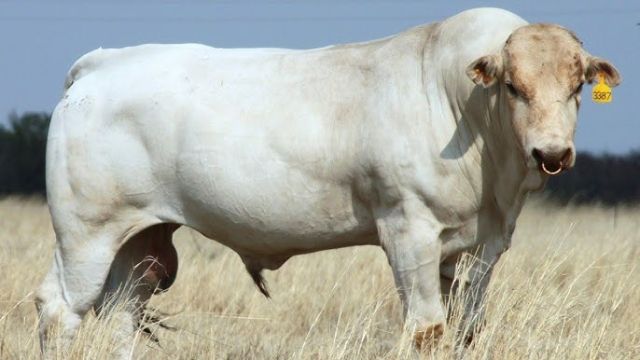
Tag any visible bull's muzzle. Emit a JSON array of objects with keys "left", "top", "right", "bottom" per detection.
[{"left": 532, "top": 147, "right": 573, "bottom": 176}]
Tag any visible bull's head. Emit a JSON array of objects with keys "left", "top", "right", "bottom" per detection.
[{"left": 466, "top": 24, "right": 621, "bottom": 175}]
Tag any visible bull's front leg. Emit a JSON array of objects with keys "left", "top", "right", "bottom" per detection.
[
  {"left": 440, "top": 237, "right": 508, "bottom": 343},
  {"left": 461, "top": 240, "right": 508, "bottom": 338},
  {"left": 375, "top": 201, "right": 446, "bottom": 349}
]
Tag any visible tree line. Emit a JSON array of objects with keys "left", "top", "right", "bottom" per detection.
[
  {"left": 0, "top": 112, "right": 638, "bottom": 205},
  {"left": 545, "top": 151, "right": 640, "bottom": 205},
  {"left": 0, "top": 112, "right": 49, "bottom": 195}
]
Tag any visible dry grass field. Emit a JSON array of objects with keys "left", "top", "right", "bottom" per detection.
[{"left": 1, "top": 197, "right": 639, "bottom": 359}]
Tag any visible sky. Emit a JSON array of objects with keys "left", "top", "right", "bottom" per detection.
[{"left": 0, "top": 0, "right": 638, "bottom": 154}]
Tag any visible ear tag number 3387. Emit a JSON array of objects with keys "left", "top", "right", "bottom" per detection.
[{"left": 592, "top": 72, "right": 612, "bottom": 104}]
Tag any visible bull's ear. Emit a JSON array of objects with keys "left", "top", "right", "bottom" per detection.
[
  {"left": 585, "top": 57, "right": 621, "bottom": 87},
  {"left": 466, "top": 54, "right": 503, "bottom": 88}
]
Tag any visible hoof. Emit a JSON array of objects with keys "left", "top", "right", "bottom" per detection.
[{"left": 414, "top": 323, "right": 444, "bottom": 350}]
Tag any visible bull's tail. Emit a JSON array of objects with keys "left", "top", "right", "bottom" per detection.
[{"left": 64, "top": 47, "right": 115, "bottom": 90}]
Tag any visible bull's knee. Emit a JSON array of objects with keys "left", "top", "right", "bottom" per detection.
[{"left": 414, "top": 323, "right": 444, "bottom": 350}]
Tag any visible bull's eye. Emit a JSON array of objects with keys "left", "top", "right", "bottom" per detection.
[
  {"left": 505, "top": 82, "right": 518, "bottom": 97},
  {"left": 572, "top": 82, "right": 584, "bottom": 97}
]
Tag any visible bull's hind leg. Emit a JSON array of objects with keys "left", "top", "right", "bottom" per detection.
[
  {"left": 94, "top": 224, "right": 179, "bottom": 358},
  {"left": 35, "top": 225, "right": 127, "bottom": 358}
]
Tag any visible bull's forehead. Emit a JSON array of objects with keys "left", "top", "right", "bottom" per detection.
[{"left": 504, "top": 24, "right": 584, "bottom": 98}]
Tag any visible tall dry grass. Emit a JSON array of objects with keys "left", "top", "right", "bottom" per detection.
[{"left": 1, "top": 197, "right": 639, "bottom": 359}]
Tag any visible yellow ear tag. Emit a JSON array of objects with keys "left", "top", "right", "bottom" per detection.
[{"left": 592, "top": 72, "right": 612, "bottom": 103}]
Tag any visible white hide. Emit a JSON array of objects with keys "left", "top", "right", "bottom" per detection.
[{"left": 37, "top": 7, "right": 578, "bottom": 356}]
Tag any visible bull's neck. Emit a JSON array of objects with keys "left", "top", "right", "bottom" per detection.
[{"left": 454, "top": 86, "right": 540, "bottom": 222}]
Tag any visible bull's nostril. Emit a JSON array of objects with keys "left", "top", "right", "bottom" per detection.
[
  {"left": 532, "top": 148, "right": 544, "bottom": 164},
  {"left": 560, "top": 148, "right": 572, "bottom": 165}
]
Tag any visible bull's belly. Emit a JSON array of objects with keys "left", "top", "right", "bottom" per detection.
[{"left": 171, "top": 150, "right": 378, "bottom": 256}]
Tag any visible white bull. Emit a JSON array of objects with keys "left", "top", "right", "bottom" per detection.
[{"left": 36, "top": 7, "right": 620, "bottom": 356}]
